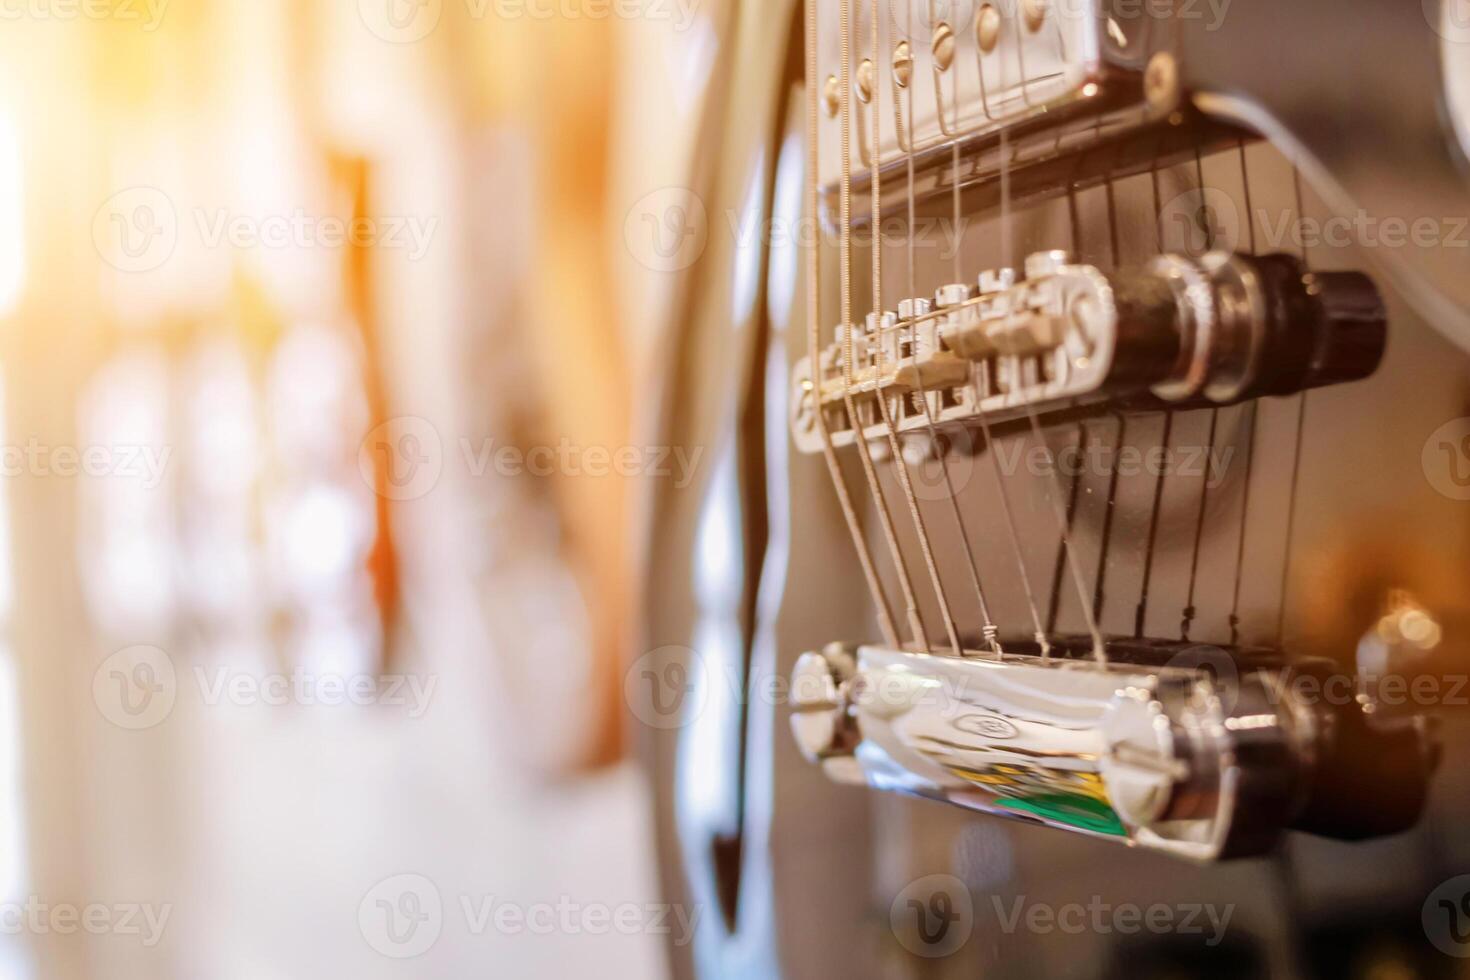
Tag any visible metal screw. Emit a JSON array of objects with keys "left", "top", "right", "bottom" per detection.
[
  {"left": 893, "top": 41, "right": 913, "bottom": 87},
  {"left": 901, "top": 432, "right": 942, "bottom": 466},
  {"left": 794, "top": 384, "right": 816, "bottom": 433},
  {"left": 897, "top": 296, "right": 932, "bottom": 319},
  {"left": 1024, "top": 249, "right": 1070, "bottom": 280},
  {"left": 856, "top": 58, "right": 875, "bottom": 103},
  {"left": 978, "top": 267, "right": 1017, "bottom": 294},
  {"left": 1023, "top": 0, "right": 1046, "bottom": 32},
  {"left": 1144, "top": 52, "right": 1179, "bottom": 113},
  {"left": 932, "top": 21, "right": 955, "bottom": 72},
  {"left": 791, "top": 652, "right": 843, "bottom": 760},
  {"left": 823, "top": 74, "right": 840, "bottom": 117},
  {"left": 976, "top": 3, "right": 1001, "bottom": 52},
  {"left": 935, "top": 282, "right": 972, "bottom": 308},
  {"left": 790, "top": 645, "right": 859, "bottom": 765}
]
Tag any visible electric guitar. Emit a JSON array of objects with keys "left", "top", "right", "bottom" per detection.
[{"left": 640, "top": 1, "right": 1470, "bottom": 975}]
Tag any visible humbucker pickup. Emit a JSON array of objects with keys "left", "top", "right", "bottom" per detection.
[{"left": 790, "top": 250, "right": 1386, "bottom": 456}]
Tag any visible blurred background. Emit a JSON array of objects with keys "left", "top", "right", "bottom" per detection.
[{"left": 0, "top": 0, "right": 721, "bottom": 975}]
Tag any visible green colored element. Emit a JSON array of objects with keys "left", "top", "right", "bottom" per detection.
[{"left": 996, "top": 792, "right": 1127, "bottom": 836}]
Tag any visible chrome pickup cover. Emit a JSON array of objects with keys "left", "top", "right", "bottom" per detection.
[
  {"left": 816, "top": 0, "right": 1104, "bottom": 193},
  {"left": 815, "top": 0, "right": 1122, "bottom": 228},
  {"left": 792, "top": 642, "right": 1434, "bottom": 860}
]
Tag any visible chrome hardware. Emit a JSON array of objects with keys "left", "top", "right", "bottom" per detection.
[
  {"left": 892, "top": 40, "right": 913, "bottom": 87},
  {"left": 1022, "top": 0, "right": 1047, "bottom": 33},
  {"left": 789, "top": 641, "right": 1436, "bottom": 860},
  {"left": 822, "top": 74, "right": 840, "bottom": 117},
  {"left": 856, "top": 58, "right": 875, "bottom": 103},
  {"left": 1023, "top": 248, "right": 1071, "bottom": 280},
  {"left": 789, "top": 250, "right": 1386, "bottom": 456},
  {"left": 1356, "top": 592, "right": 1445, "bottom": 726},
  {"left": 1144, "top": 51, "right": 1180, "bottom": 113},
  {"left": 978, "top": 267, "right": 1016, "bottom": 295},
  {"left": 931, "top": 20, "right": 956, "bottom": 72},
  {"left": 815, "top": 0, "right": 1102, "bottom": 211},
  {"left": 975, "top": 3, "right": 1001, "bottom": 53}
]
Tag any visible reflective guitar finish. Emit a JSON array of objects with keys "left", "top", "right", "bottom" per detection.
[{"left": 641, "top": 1, "right": 1470, "bottom": 976}]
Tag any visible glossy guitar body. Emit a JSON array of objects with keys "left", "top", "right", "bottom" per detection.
[{"left": 640, "top": 2, "right": 1470, "bottom": 976}]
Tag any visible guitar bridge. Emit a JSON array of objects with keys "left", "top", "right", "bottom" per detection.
[
  {"left": 790, "top": 250, "right": 1386, "bottom": 455},
  {"left": 790, "top": 640, "right": 1435, "bottom": 860}
]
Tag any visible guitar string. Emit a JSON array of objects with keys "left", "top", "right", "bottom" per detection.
[
  {"left": 1050, "top": 163, "right": 1127, "bottom": 634},
  {"left": 1092, "top": 171, "right": 1126, "bottom": 627},
  {"left": 1045, "top": 419, "right": 1088, "bottom": 635},
  {"left": 1005, "top": 70, "right": 1118, "bottom": 661},
  {"left": 962, "top": 55, "right": 1050, "bottom": 655},
  {"left": 865, "top": 0, "right": 964, "bottom": 655},
  {"left": 1020, "top": 374, "right": 1109, "bottom": 659},
  {"left": 1135, "top": 147, "right": 1174, "bottom": 638},
  {"left": 838, "top": 0, "right": 932, "bottom": 650},
  {"left": 1045, "top": 182, "right": 1087, "bottom": 636},
  {"left": 1227, "top": 139, "right": 1259, "bottom": 647},
  {"left": 1181, "top": 141, "right": 1221, "bottom": 642},
  {"left": 1006, "top": 163, "right": 1107, "bottom": 661},
  {"left": 1275, "top": 163, "right": 1311, "bottom": 649},
  {"left": 893, "top": 0, "right": 1002, "bottom": 656},
  {"left": 805, "top": 0, "right": 901, "bottom": 647}
]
